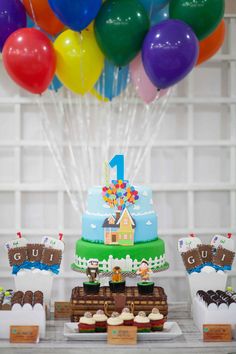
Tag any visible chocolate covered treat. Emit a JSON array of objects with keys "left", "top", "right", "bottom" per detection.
[
  {"left": 198, "top": 244, "right": 213, "bottom": 264},
  {"left": 23, "top": 291, "right": 33, "bottom": 305},
  {"left": 193, "top": 289, "right": 236, "bottom": 331},
  {"left": 41, "top": 248, "right": 62, "bottom": 266},
  {"left": 181, "top": 249, "right": 203, "bottom": 272},
  {"left": 11, "top": 291, "right": 24, "bottom": 306},
  {"left": 27, "top": 244, "right": 44, "bottom": 262},
  {"left": 213, "top": 248, "right": 235, "bottom": 269},
  {"left": 197, "top": 290, "right": 236, "bottom": 308},
  {"left": 33, "top": 291, "right": 44, "bottom": 305},
  {"left": 8, "top": 247, "right": 27, "bottom": 267}
]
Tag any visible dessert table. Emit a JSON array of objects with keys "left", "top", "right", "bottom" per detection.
[{"left": 0, "top": 303, "right": 235, "bottom": 354}]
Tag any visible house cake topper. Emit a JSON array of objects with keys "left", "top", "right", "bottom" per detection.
[{"left": 102, "top": 155, "right": 139, "bottom": 246}]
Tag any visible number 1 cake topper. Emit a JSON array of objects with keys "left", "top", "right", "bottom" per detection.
[{"left": 102, "top": 154, "right": 139, "bottom": 211}]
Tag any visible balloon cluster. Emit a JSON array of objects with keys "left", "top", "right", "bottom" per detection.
[
  {"left": 102, "top": 180, "right": 139, "bottom": 211},
  {"left": 1, "top": 0, "right": 225, "bottom": 102}
]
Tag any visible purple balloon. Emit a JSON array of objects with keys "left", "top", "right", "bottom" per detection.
[
  {"left": 142, "top": 19, "right": 199, "bottom": 89},
  {"left": 0, "top": 0, "right": 26, "bottom": 52}
]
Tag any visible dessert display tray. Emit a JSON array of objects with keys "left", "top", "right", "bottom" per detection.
[{"left": 64, "top": 322, "right": 182, "bottom": 341}]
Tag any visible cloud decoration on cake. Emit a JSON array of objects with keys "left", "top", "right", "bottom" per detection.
[
  {"left": 146, "top": 220, "right": 152, "bottom": 226},
  {"left": 142, "top": 191, "right": 148, "bottom": 197},
  {"left": 103, "top": 204, "right": 110, "bottom": 209},
  {"left": 90, "top": 224, "right": 97, "bottom": 229}
]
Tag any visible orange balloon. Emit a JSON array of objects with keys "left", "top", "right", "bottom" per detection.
[
  {"left": 197, "top": 20, "right": 225, "bottom": 66},
  {"left": 23, "top": 0, "right": 64, "bottom": 36}
]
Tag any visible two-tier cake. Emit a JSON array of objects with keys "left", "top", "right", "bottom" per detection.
[{"left": 72, "top": 157, "right": 168, "bottom": 274}]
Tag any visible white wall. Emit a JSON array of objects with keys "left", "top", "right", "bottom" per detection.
[{"left": 0, "top": 15, "right": 235, "bottom": 303}]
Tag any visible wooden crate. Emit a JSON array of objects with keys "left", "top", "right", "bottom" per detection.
[{"left": 70, "top": 286, "right": 168, "bottom": 322}]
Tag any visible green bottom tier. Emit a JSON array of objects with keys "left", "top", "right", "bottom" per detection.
[{"left": 72, "top": 238, "right": 168, "bottom": 273}]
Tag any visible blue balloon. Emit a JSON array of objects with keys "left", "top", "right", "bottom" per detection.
[
  {"left": 151, "top": 4, "right": 169, "bottom": 26},
  {"left": 49, "top": 76, "right": 63, "bottom": 92},
  {"left": 48, "top": 0, "right": 102, "bottom": 32},
  {"left": 26, "top": 15, "right": 35, "bottom": 29},
  {"left": 139, "top": 0, "right": 169, "bottom": 15},
  {"left": 95, "top": 61, "right": 129, "bottom": 101}
]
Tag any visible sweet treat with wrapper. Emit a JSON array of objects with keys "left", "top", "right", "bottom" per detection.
[
  {"left": 178, "top": 233, "right": 235, "bottom": 300},
  {"left": 107, "top": 312, "right": 124, "bottom": 327},
  {"left": 120, "top": 307, "right": 134, "bottom": 326},
  {"left": 5, "top": 232, "right": 28, "bottom": 273},
  {"left": 178, "top": 233, "right": 235, "bottom": 274},
  {"left": 0, "top": 288, "right": 46, "bottom": 339},
  {"left": 27, "top": 244, "right": 45, "bottom": 263},
  {"left": 93, "top": 310, "right": 108, "bottom": 332},
  {"left": 134, "top": 311, "right": 151, "bottom": 332},
  {"left": 79, "top": 312, "right": 96, "bottom": 333},
  {"left": 148, "top": 307, "right": 165, "bottom": 332},
  {"left": 5, "top": 232, "right": 64, "bottom": 275},
  {"left": 192, "top": 289, "right": 236, "bottom": 330},
  {"left": 4, "top": 233, "right": 64, "bottom": 304}
]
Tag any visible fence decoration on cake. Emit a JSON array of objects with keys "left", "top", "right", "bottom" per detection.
[
  {"left": 74, "top": 254, "right": 166, "bottom": 274},
  {"left": 5, "top": 232, "right": 64, "bottom": 275}
]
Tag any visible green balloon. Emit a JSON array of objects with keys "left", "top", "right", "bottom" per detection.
[
  {"left": 94, "top": 0, "right": 150, "bottom": 66},
  {"left": 169, "top": 0, "right": 225, "bottom": 40}
]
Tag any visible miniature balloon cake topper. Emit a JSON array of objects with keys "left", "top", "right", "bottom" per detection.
[
  {"left": 5, "top": 232, "right": 64, "bottom": 275},
  {"left": 84, "top": 258, "right": 100, "bottom": 294}
]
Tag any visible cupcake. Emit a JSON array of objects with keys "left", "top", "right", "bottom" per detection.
[
  {"left": 107, "top": 312, "right": 123, "bottom": 327},
  {"left": 120, "top": 307, "right": 134, "bottom": 326},
  {"left": 79, "top": 312, "right": 96, "bottom": 333},
  {"left": 93, "top": 310, "right": 108, "bottom": 332},
  {"left": 148, "top": 308, "right": 165, "bottom": 332},
  {"left": 134, "top": 311, "right": 151, "bottom": 332}
]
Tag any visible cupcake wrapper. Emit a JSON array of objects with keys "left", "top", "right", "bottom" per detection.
[
  {"left": 123, "top": 320, "right": 134, "bottom": 326},
  {"left": 134, "top": 321, "right": 151, "bottom": 333},
  {"left": 95, "top": 327, "right": 107, "bottom": 333},
  {"left": 79, "top": 323, "right": 95, "bottom": 333},
  {"left": 151, "top": 326, "right": 164, "bottom": 332}
]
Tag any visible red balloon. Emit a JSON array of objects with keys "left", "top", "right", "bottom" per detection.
[{"left": 2, "top": 28, "right": 56, "bottom": 94}]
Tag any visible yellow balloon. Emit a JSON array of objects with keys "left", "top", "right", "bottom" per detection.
[{"left": 54, "top": 28, "right": 104, "bottom": 95}]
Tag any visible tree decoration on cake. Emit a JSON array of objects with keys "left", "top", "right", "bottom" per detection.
[{"left": 102, "top": 180, "right": 139, "bottom": 211}]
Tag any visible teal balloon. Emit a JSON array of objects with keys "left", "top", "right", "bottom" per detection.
[
  {"left": 95, "top": 61, "right": 129, "bottom": 100},
  {"left": 27, "top": 15, "right": 35, "bottom": 28},
  {"left": 49, "top": 76, "right": 63, "bottom": 92},
  {"left": 151, "top": 4, "right": 169, "bottom": 26},
  {"left": 139, "top": 0, "right": 169, "bottom": 14}
]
